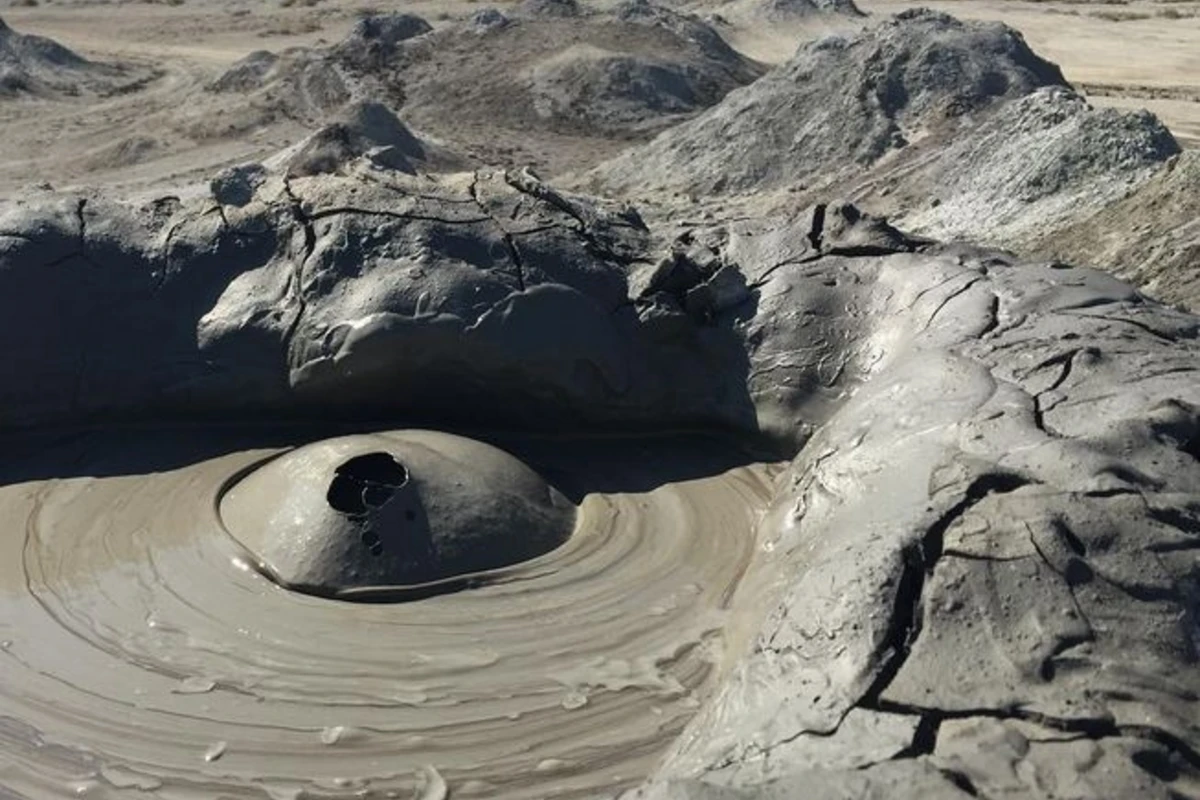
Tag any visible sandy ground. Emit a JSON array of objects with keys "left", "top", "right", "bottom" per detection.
[{"left": 0, "top": 0, "right": 1195, "bottom": 192}]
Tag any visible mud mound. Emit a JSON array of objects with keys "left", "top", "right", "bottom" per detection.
[
  {"left": 1035, "top": 149, "right": 1200, "bottom": 311},
  {"left": 207, "top": 49, "right": 278, "bottom": 93},
  {"left": 194, "top": 15, "right": 424, "bottom": 139},
  {"left": 872, "top": 86, "right": 1180, "bottom": 249},
  {"left": 520, "top": 0, "right": 753, "bottom": 133},
  {"left": 393, "top": 2, "right": 763, "bottom": 174},
  {"left": 197, "top": 7, "right": 758, "bottom": 174},
  {"left": 330, "top": 12, "right": 432, "bottom": 72},
  {"left": 529, "top": 45, "right": 736, "bottom": 131},
  {"left": 752, "top": 0, "right": 865, "bottom": 19},
  {"left": 343, "top": 12, "right": 432, "bottom": 47},
  {"left": 0, "top": 167, "right": 1198, "bottom": 800},
  {"left": 583, "top": 10, "right": 1185, "bottom": 310},
  {"left": 0, "top": 16, "right": 149, "bottom": 98},
  {"left": 273, "top": 101, "right": 468, "bottom": 177},
  {"left": 614, "top": 0, "right": 746, "bottom": 63},
  {"left": 471, "top": 7, "right": 512, "bottom": 31},
  {"left": 205, "top": 11, "right": 432, "bottom": 107},
  {"left": 519, "top": 0, "right": 583, "bottom": 18},
  {"left": 588, "top": 10, "right": 1066, "bottom": 197},
  {"left": 82, "top": 134, "right": 163, "bottom": 171},
  {"left": 200, "top": 47, "right": 353, "bottom": 136}
]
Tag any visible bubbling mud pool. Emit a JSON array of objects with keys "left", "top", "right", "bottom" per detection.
[{"left": 0, "top": 425, "right": 781, "bottom": 799}]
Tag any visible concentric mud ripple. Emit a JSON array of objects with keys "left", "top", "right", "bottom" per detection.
[{"left": 0, "top": 426, "right": 777, "bottom": 799}]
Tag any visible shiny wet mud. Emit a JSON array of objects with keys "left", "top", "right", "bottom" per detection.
[{"left": 0, "top": 425, "right": 780, "bottom": 799}]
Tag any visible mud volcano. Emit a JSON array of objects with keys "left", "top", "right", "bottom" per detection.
[
  {"left": 220, "top": 431, "right": 576, "bottom": 598},
  {"left": 0, "top": 425, "right": 772, "bottom": 798}
]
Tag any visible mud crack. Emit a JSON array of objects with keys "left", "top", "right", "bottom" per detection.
[
  {"left": 468, "top": 173, "right": 528, "bottom": 292},
  {"left": 282, "top": 179, "right": 318, "bottom": 361},
  {"left": 860, "top": 472, "right": 1032, "bottom": 708}
]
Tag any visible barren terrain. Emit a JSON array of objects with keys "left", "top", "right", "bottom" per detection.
[{"left": 0, "top": 0, "right": 1196, "bottom": 195}]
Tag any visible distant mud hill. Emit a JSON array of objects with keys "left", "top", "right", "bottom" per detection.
[
  {"left": 527, "top": 0, "right": 760, "bottom": 134},
  {"left": 584, "top": 9, "right": 1192, "bottom": 308},
  {"left": 1035, "top": 149, "right": 1200, "bottom": 311},
  {"left": 271, "top": 100, "right": 469, "bottom": 177},
  {"left": 587, "top": 9, "right": 1072, "bottom": 197},
  {"left": 743, "top": 0, "right": 866, "bottom": 21},
  {"left": 0, "top": 16, "right": 155, "bottom": 98},
  {"left": 199, "top": 4, "right": 764, "bottom": 176},
  {"left": 197, "top": 14, "right": 427, "bottom": 135},
  {"left": 400, "top": 0, "right": 764, "bottom": 173}
]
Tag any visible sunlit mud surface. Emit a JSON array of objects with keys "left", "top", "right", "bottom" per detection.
[{"left": 0, "top": 426, "right": 779, "bottom": 799}]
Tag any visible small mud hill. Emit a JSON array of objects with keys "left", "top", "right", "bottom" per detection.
[
  {"left": 270, "top": 101, "right": 468, "bottom": 177},
  {"left": 0, "top": 16, "right": 150, "bottom": 98},
  {"left": 200, "top": 5, "right": 762, "bottom": 177},
  {"left": 203, "top": 47, "right": 359, "bottom": 128},
  {"left": 583, "top": 8, "right": 1188, "bottom": 312},
  {"left": 864, "top": 86, "right": 1179, "bottom": 251},
  {"left": 749, "top": 0, "right": 865, "bottom": 20},
  {"left": 520, "top": 0, "right": 583, "bottom": 17},
  {"left": 587, "top": 10, "right": 1067, "bottom": 197},
  {"left": 393, "top": 0, "right": 765, "bottom": 175},
  {"left": 195, "top": 14, "right": 427, "bottom": 138},
  {"left": 1034, "top": 150, "right": 1200, "bottom": 311},
  {"left": 528, "top": 42, "right": 734, "bottom": 133}
]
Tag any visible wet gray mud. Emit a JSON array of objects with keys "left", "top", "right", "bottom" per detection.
[{"left": 0, "top": 425, "right": 779, "bottom": 799}]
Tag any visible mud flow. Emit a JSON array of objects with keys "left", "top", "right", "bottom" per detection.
[{"left": 0, "top": 425, "right": 781, "bottom": 799}]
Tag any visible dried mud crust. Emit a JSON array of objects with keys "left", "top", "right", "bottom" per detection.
[{"left": 0, "top": 158, "right": 1198, "bottom": 797}]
